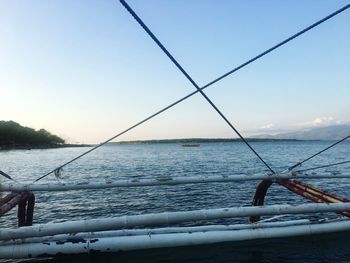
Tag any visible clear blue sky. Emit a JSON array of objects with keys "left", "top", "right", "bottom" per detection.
[{"left": 1, "top": 1, "right": 349, "bottom": 143}]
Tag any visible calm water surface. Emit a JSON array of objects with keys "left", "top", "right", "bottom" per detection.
[{"left": 1, "top": 141, "right": 350, "bottom": 262}]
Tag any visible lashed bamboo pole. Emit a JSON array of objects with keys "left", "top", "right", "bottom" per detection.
[
  {"left": 1, "top": 173, "right": 349, "bottom": 192},
  {"left": 1, "top": 219, "right": 350, "bottom": 259},
  {"left": 1, "top": 202, "right": 350, "bottom": 240},
  {"left": 0, "top": 193, "right": 16, "bottom": 206},
  {"left": 0, "top": 219, "right": 311, "bottom": 245}
]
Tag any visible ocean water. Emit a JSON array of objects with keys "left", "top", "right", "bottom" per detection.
[{"left": 1, "top": 141, "right": 350, "bottom": 262}]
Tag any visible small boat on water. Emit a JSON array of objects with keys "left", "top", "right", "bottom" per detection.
[
  {"left": 1, "top": 1, "right": 349, "bottom": 260},
  {"left": 182, "top": 144, "right": 200, "bottom": 147}
]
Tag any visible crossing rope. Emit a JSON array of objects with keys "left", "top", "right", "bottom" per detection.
[
  {"left": 0, "top": 170, "right": 13, "bottom": 181},
  {"left": 120, "top": 0, "right": 275, "bottom": 173},
  {"left": 34, "top": 2, "right": 350, "bottom": 182},
  {"left": 288, "top": 135, "right": 350, "bottom": 171},
  {"left": 296, "top": 160, "right": 350, "bottom": 173}
]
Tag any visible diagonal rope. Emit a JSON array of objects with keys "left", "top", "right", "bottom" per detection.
[
  {"left": 120, "top": 0, "right": 275, "bottom": 173},
  {"left": 34, "top": 3, "right": 350, "bottom": 182},
  {"left": 295, "top": 160, "right": 350, "bottom": 173},
  {"left": 0, "top": 170, "right": 13, "bottom": 181},
  {"left": 288, "top": 134, "right": 350, "bottom": 171}
]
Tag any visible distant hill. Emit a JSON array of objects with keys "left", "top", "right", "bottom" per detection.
[
  {"left": 254, "top": 125, "right": 350, "bottom": 140},
  {"left": 113, "top": 138, "right": 298, "bottom": 144},
  {"left": 0, "top": 120, "right": 65, "bottom": 149}
]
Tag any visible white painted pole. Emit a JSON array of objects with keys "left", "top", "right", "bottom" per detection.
[
  {"left": 0, "top": 219, "right": 311, "bottom": 245},
  {"left": 1, "top": 173, "right": 349, "bottom": 192},
  {"left": 1, "top": 219, "right": 350, "bottom": 259},
  {"left": 1, "top": 203, "right": 350, "bottom": 240}
]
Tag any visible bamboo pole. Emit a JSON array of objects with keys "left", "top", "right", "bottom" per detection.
[
  {"left": 0, "top": 193, "right": 16, "bottom": 206},
  {"left": 0, "top": 192, "right": 30, "bottom": 216},
  {"left": 0, "top": 219, "right": 312, "bottom": 245},
  {"left": 1, "top": 219, "right": 350, "bottom": 259},
  {"left": 1, "top": 173, "right": 349, "bottom": 192},
  {"left": 1, "top": 202, "right": 350, "bottom": 240}
]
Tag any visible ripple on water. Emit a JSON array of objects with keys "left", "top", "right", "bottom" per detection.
[{"left": 0, "top": 141, "right": 350, "bottom": 262}]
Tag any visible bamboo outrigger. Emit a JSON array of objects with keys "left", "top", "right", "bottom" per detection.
[
  {"left": 1, "top": 1, "right": 349, "bottom": 260},
  {"left": 1, "top": 171, "right": 350, "bottom": 259}
]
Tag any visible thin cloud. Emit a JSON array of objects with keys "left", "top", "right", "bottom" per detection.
[
  {"left": 246, "top": 118, "right": 349, "bottom": 137},
  {"left": 260, "top": 123, "right": 275, "bottom": 130},
  {"left": 296, "top": 117, "right": 345, "bottom": 129}
]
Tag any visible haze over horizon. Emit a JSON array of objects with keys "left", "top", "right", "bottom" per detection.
[{"left": 1, "top": 1, "right": 349, "bottom": 144}]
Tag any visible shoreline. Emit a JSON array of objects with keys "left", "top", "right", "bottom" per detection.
[
  {"left": 111, "top": 138, "right": 305, "bottom": 145},
  {"left": 0, "top": 143, "right": 92, "bottom": 151}
]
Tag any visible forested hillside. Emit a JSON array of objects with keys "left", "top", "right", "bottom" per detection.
[{"left": 0, "top": 121, "right": 64, "bottom": 148}]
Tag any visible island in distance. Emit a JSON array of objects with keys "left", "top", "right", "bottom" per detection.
[
  {"left": 2, "top": 120, "right": 348, "bottom": 150},
  {"left": 0, "top": 120, "right": 87, "bottom": 150},
  {"left": 113, "top": 125, "right": 350, "bottom": 145}
]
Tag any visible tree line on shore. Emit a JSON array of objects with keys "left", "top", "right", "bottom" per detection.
[{"left": 0, "top": 121, "right": 65, "bottom": 147}]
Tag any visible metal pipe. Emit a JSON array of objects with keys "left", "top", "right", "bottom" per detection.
[{"left": 1, "top": 203, "right": 350, "bottom": 240}]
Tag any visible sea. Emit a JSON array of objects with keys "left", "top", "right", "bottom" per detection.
[{"left": 1, "top": 140, "right": 350, "bottom": 263}]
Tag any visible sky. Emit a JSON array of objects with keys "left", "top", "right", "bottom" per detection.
[{"left": 0, "top": 0, "right": 349, "bottom": 143}]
